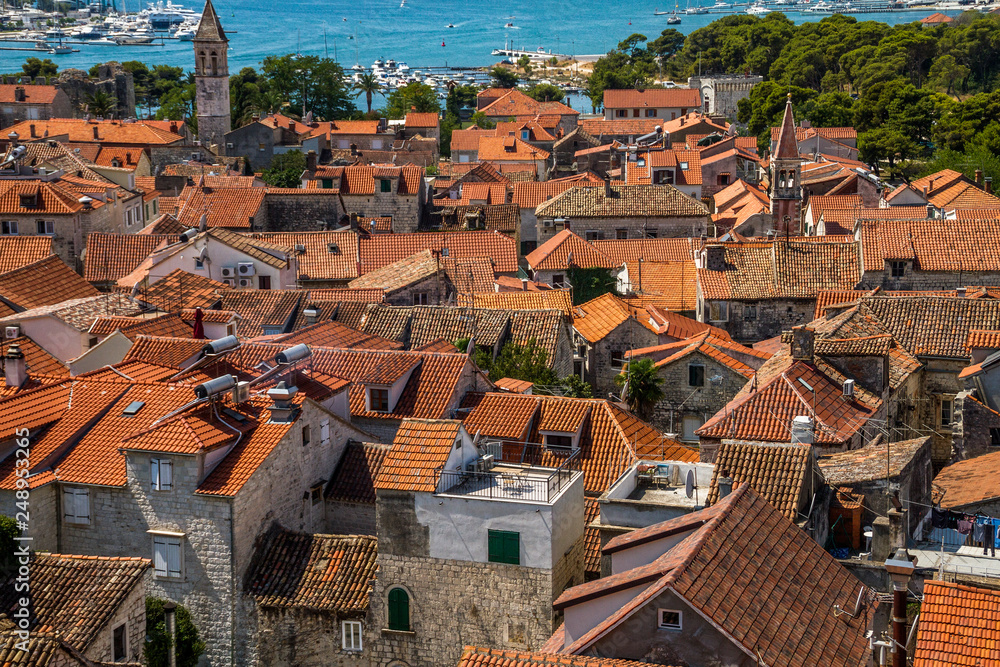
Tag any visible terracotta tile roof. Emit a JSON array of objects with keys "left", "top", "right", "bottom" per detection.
[
  {"left": 603, "top": 88, "right": 701, "bottom": 110},
  {"left": 476, "top": 136, "right": 550, "bottom": 162},
  {"left": 360, "top": 230, "right": 518, "bottom": 274},
  {"left": 0, "top": 236, "right": 53, "bottom": 273},
  {"left": 967, "top": 329, "right": 1000, "bottom": 349},
  {"left": 583, "top": 496, "right": 603, "bottom": 575},
  {"left": 578, "top": 118, "right": 661, "bottom": 138},
  {"left": 698, "top": 240, "right": 861, "bottom": 300},
  {"left": 174, "top": 186, "right": 266, "bottom": 229},
  {"left": 526, "top": 230, "right": 616, "bottom": 272},
  {"left": 0, "top": 179, "right": 89, "bottom": 216},
  {"left": 860, "top": 295, "right": 1000, "bottom": 358},
  {"left": 592, "top": 237, "right": 696, "bottom": 264},
  {"left": 374, "top": 418, "right": 463, "bottom": 492},
  {"left": 408, "top": 306, "right": 511, "bottom": 350},
  {"left": 349, "top": 248, "right": 443, "bottom": 292},
  {"left": 697, "top": 358, "right": 878, "bottom": 446},
  {"left": 859, "top": 218, "right": 1000, "bottom": 273},
  {"left": 325, "top": 440, "right": 390, "bottom": 504},
  {"left": 1, "top": 336, "right": 68, "bottom": 378},
  {"left": 632, "top": 333, "right": 756, "bottom": 378},
  {"left": 216, "top": 289, "right": 302, "bottom": 337},
  {"left": 953, "top": 207, "right": 1000, "bottom": 220},
  {"left": 245, "top": 525, "right": 377, "bottom": 613},
  {"left": 573, "top": 293, "right": 649, "bottom": 343},
  {"left": 495, "top": 120, "right": 557, "bottom": 142},
  {"left": 932, "top": 448, "right": 1000, "bottom": 509},
  {"left": 555, "top": 485, "right": 875, "bottom": 667},
  {"left": 480, "top": 89, "right": 578, "bottom": 118},
  {"left": 3, "top": 119, "right": 184, "bottom": 145},
  {"left": 770, "top": 125, "right": 858, "bottom": 143},
  {"left": 136, "top": 268, "right": 229, "bottom": 311},
  {"left": 437, "top": 203, "right": 519, "bottom": 234},
  {"left": 0, "top": 83, "right": 60, "bottom": 104},
  {"left": 914, "top": 580, "right": 1000, "bottom": 667},
  {"left": 0, "top": 255, "right": 98, "bottom": 311},
  {"left": 818, "top": 436, "right": 929, "bottom": 487},
  {"left": 122, "top": 335, "right": 214, "bottom": 368},
  {"left": 92, "top": 146, "right": 144, "bottom": 169},
  {"left": 405, "top": 112, "right": 440, "bottom": 128},
  {"left": 622, "top": 260, "right": 696, "bottom": 311},
  {"left": 920, "top": 11, "right": 954, "bottom": 22},
  {"left": 494, "top": 377, "right": 534, "bottom": 393},
  {"left": 451, "top": 126, "right": 493, "bottom": 152},
  {"left": 457, "top": 646, "right": 653, "bottom": 667},
  {"left": 473, "top": 290, "right": 573, "bottom": 317},
  {"left": 276, "top": 319, "right": 400, "bottom": 350},
  {"left": 462, "top": 394, "right": 696, "bottom": 494},
  {"left": 0, "top": 552, "right": 149, "bottom": 652},
  {"left": 0, "top": 292, "right": 142, "bottom": 333},
  {"left": 89, "top": 313, "right": 192, "bottom": 340},
  {"left": 705, "top": 441, "right": 812, "bottom": 520},
  {"left": 305, "top": 118, "right": 385, "bottom": 137},
  {"left": 248, "top": 231, "right": 360, "bottom": 281},
  {"left": 436, "top": 182, "right": 508, "bottom": 207},
  {"left": 642, "top": 305, "right": 733, "bottom": 340},
  {"left": 535, "top": 183, "right": 707, "bottom": 219},
  {"left": 327, "top": 164, "right": 423, "bottom": 195},
  {"left": 511, "top": 182, "right": 603, "bottom": 209}
]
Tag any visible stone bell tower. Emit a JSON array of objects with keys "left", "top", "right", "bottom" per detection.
[
  {"left": 193, "top": 0, "right": 230, "bottom": 150},
  {"left": 770, "top": 94, "right": 802, "bottom": 235}
]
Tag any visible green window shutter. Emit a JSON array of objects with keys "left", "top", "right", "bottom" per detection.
[
  {"left": 488, "top": 530, "right": 520, "bottom": 565},
  {"left": 488, "top": 530, "right": 503, "bottom": 562},
  {"left": 387, "top": 588, "right": 409, "bottom": 631},
  {"left": 380, "top": 179, "right": 391, "bottom": 192},
  {"left": 504, "top": 531, "right": 520, "bottom": 565}
]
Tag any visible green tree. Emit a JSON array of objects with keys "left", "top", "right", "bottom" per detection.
[
  {"left": 144, "top": 598, "right": 206, "bottom": 667},
  {"left": 525, "top": 83, "right": 564, "bottom": 102},
  {"left": 260, "top": 54, "right": 355, "bottom": 120},
  {"left": 615, "top": 358, "right": 664, "bottom": 419},
  {"left": 385, "top": 82, "right": 440, "bottom": 118},
  {"left": 83, "top": 90, "right": 116, "bottom": 117},
  {"left": 446, "top": 84, "right": 479, "bottom": 118},
  {"left": 352, "top": 71, "right": 383, "bottom": 114},
  {"left": 517, "top": 55, "right": 531, "bottom": 71},
  {"left": 474, "top": 340, "right": 559, "bottom": 386},
  {"left": 261, "top": 150, "right": 307, "bottom": 188},
  {"left": 489, "top": 66, "right": 518, "bottom": 88},
  {"left": 567, "top": 267, "right": 618, "bottom": 305},
  {"left": 470, "top": 111, "right": 495, "bottom": 129},
  {"left": 648, "top": 28, "right": 686, "bottom": 59},
  {"left": 0, "top": 516, "right": 19, "bottom": 576},
  {"left": 21, "top": 57, "right": 57, "bottom": 79},
  {"left": 799, "top": 91, "right": 855, "bottom": 127},
  {"left": 929, "top": 53, "right": 971, "bottom": 98},
  {"left": 560, "top": 375, "right": 593, "bottom": 398},
  {"left": 155, "top": 83, "right": 196, "bottom": 125}
]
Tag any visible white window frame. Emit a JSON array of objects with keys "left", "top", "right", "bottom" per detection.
[
  {"left": 657, "top": 608, "right": 683, "bottom": 630},
  {"left": 151, "top": 457, "right": 173, "bottom": 491},
  {"left": 63, "top": 487, "right": 91, "bottom": 525},
  {"left": 708, "top": 300, "right": 729, "bottom": 323},
  {"left": 1, "top": 221, "right": 18, "bottom": 235},
  {"left": 342, "top": 619, "right": 363, "bottom": 651},
  {"left": 940, "top": 397, "right": 954, "bottom": 428},
  {"left": 320, "top": 419, "right": 330, "bottom": 444},
  {"left": 151, "top": 533, "right": 184, "bottom": 579},
  {"left": 36, "top": 220, "right": 54, "bottom": 235}
]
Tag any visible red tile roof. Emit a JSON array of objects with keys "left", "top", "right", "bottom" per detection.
[
  {"left": 0, "top": 236, "right": 53, "bottom": 273},
  {"left": 535, "top": 183, "right": 708, "bottom": 219},
  {"left": 405, "top": 112, "right": 440, "bottom": 127},
  {"left": 859, "top": 218, "right": 1000, "bottom": 273},
  {"left": 914, "top": 580, "right": 1000, "bottom": 667},
  {"left": 603, "top": 88, "right": 701, "bottom": 110},
  {"left": 374, "top": 418, "right": 462, "bottom": 492},
  {"left": 457, "top": 647, "right": 654, "bottom": 667},
  {"left": 477, "top": 136, "right": 550, "bottom": 161},
  {"left": 249, "top": 231, "right": 361, "bottom": 281},
  {"left": 932, "top": 448, "right": 1000, "bottom": 509},
  {"left": 3, "top": 119, "right": 184, "bottom": 145},
  {"left": 175, "top": 186, "right": 266, "bottom": 229},
  {"left": 573, "top": 293, "right": 646, "bottom": 343},
  {"left": 360, "top": 230, "right": 518, "bottom": 274},
  {"left": 326, "top": 440, "right": 390, "bottom": 504},
  {"left": 0, "top": 255, "right": 98, "bottom": 312},
  {"left": 705, "top": 441, "right": 812, "bottom": 519},
  {"left": 0, "top": 83, "right": 60, "bottom": 104},
  {"left": 136, "top": 268, "right": 229, "bottom": 311},
  {"left": 512, "top": 181, "right": 603, "bottom": 209},
  {"left": 480, "top": 89, "right": 578, "bottom": 118},
  {"left": 526, "top": 229, "right": 616, "bottom": 272},
  {"left": 593, "top": 237, "right": 696, "bottom": 264}
]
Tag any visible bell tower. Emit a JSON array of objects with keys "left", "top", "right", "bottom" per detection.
[
  {"left": 193, "top": 0, "right": 230, "bottom": 150},
  {"left": 770, "top": 94, "right": 802, "bottom": 235}
]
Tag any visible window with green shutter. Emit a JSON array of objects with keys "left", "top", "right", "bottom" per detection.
[
  {"left": 380, "top": 179, "right": 392, "bottom": 193},
  {"left": 387, "top": 587, "right": 410, "bottom": 631},
  {"left": 488, "top": 529, "right": 520, "bottom": 565}
]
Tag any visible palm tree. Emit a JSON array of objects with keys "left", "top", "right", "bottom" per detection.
[
  {"left": 615, "top": 358, "right": 664, "bottom": 420},
  {"left": 352, "top": 72, "right": 382, "bottom": 114},
  {"left": 82, "top": 90, "right": 116, "bottom": 118}
]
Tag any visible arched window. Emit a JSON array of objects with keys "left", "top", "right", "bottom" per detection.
[
  {"left": 387, "top": 588, "right": 410, "bottom": 631},
  {"left": 210, "top": 51, "right": 218, "bottom": 75},
  {"left": 199, "top": 51, "right": 206, "bottom": 73},
  {"left": 778, "top": 170, "right": 785, "bottom": 188}
]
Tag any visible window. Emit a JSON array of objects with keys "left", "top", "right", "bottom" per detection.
[
  {"left": 88, "top": 336, "right": 99, "bottom": 348},
  {"left": 413, "top": 292, "right": 429, "bottom": 306},
  {"left": 342, "top": 620, "right": 363, "bottom": 651},
  {"left": 552, "top": 274, "right": 564, "bottom": 286},
  {"left": 646, "top": 109, "right": 657, "bottom": 117},
  {"left": 688, "top": 364, "right": 705, "bottom": 387},
  {"left": 890, "top": 261, "right": 906, "bottom": 278},
  {"left": 320, "top": 419, "right": 330, "bottom": 444},
  {"left": 644, "top": 228, "right": 658, "bottom": 239},
  {"left": 744, "top": 303, "right": 757, "bottom": 321},
  {"left": 302, "top": 424, "right": 311, "bottom": 446},
  {"left": 585, "top": 231, "right": 604, "bottom": 241},
  {"left": 708, "top": 301, "right": 729, "bottom": 322},
  {"left": 632, "top": 108, "right": 640, "bottom": 118},
  {"left": 682, "top": 415, "right": 703, "bottom": 442},
  {"left": 1, "top": 221, "right": 17, "bottom": 235},
  {"left": 545, "top": 434, "right": 573, "bottom": 449},
  {"left": 153, "top": 535, "right": 183, "bottom": 579},
  {"left": 113, "top": 623, "right": 127, "bottom": 662},
  {"left": 226, "top": 323, "right": 236, "bottom": 337},
  {"left": 380, "top": 179, "right": 392, "bottom": 193},
  {"left": 387, "top": 588, "right": 410, "bottom": 631},
  {"left": 36, "top": 220, "right": 54, "bottom": 235},
  {"left": 328, "top": 243, "right": 342, "bottom": 255},
  {"left": 940, "top": 398, "right": 953, "bottom": 427},
  {"left": 372, "top": 139, "right": 384, "bottom": 150},
  {"left": 258, "top": 275, "right": 271, "bottom": 290},
  {"left": 521, "top": 129, "right": 530, "bottom": 140},
  {"left": 616, "top": 228, "right": 628, "bottom": 239},
  {"left": 657, "top": 609, "right": 683, "bottom": 630},
  {"left": 717, "top": 173, "right": 731, "bottom": 186},
  {"left": 194, "top": 259, "right": 204, "bottom": 269},
  {"left": 321, "top": 178, "right": 333, "bottom": 189},
  {"left": 653, "top": 169, "right": 674, "bottom": 185},
  {"left": 310, "top": 485, "right": 323, "bottom": 506},
  {"left": 151, "top": 458, "right": 172, "bottom": 491},
  {"left": 369, "top": 388, "right": 389, "bottom": 412},
  {"left": 488, "top": 529, "right": 521, "bottom": 564},
  {"left": 63, "top": 487, "right": 90, "bottom": 525},
  {"left": 19, "top": 194, "right": 35, "bottom": 208},
  {"left": 258, "top": 143, "right": 266, "bottom": 152},
  {"left": 610, "top": 349, "right": 624, "bottom": 369},
  {"left": 670, "top": 111, "right": 677, "bottom": 120},
  {"left": 991, "top": 428, "right": 1000, "bottom": 448}
]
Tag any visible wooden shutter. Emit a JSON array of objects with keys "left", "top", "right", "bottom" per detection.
[
  {"left": 387, "top": 588, "right": 409, "bottom": 631},
  {"left": 160, "top": 460, "right": 172, "bottom": 490},
  {"left": 153, "top": 537, "right": 168, "bottom": 576}
]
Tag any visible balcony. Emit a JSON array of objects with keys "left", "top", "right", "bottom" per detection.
[{"left": 435, "top": 442, "right": 581, "bottom": 504}]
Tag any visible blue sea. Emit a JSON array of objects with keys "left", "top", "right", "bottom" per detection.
[{"left": 0, "top": 0, "right": 959, "bottom": 102}]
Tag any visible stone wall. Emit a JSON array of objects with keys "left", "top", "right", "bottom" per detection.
[
  {"left": 341, "top": 191, "right": 424, "bottom": 234},
  {"left": 84, "top": 569, "right": 148, "bottom": 664},
  {"left": 953, "top": 390, "right": 1000, "bottom": 460},
  {"left": 700, "top": 298, "right": 817, "bottom": 344},
  {"left": 248, "top": 606, "right": 371, "bottom": 667},
  {"left": 56, "top": 63, "right": 136, "bottom": 120},
  {"left": 539, "top": 215, "right": 707, "bottom": 245},
  {"left": 688, "top": 74, "right": 763, "bottom": 120},
  {"left": 385, "top": 274, "right": 448, "bottom": 307},
  {"left": 587, "top": 321, "right": 660, "bottom": 395},
  {"left": 918, "top": 359, "right": 968, "bottom": 466},
  {"left": 651, "top": 352, "right": 748, "bottom": 440},
  {"left": 262, "top": 192, "right": 346, "bottom": 232},
  {"left": 325, "top": 499, "right": 376, "bottom": 535},
  {"left": 860, "top": 269, "right": 1000, "bottom": 292}
]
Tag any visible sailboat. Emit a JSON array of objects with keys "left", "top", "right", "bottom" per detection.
[{"left": 667, "top": 0, "right": 682, "bottom": 23}]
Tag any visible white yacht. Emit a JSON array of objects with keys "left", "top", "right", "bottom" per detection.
[{"left": 746, "top": 3, "right": 770, "bottom": 14}]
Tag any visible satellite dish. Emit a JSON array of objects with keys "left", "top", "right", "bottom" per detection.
[{"left": 685, "top": 469, "right": 695, "bottom": 499}]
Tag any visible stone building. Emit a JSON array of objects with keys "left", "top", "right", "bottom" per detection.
[
  {"left": 933, "top": 449, "right": 1000, "bottom": 516},
  {"left": 624, "top": 332, "right": 769, "bottom": 440},
  {"left": 688, "top": 74, "right": 763, "bottom": 120},
  {"left": 368, "top": 418, "right": 585, "bottom": 667},
  {"left": 572, "top": 293, "right": 660, "bottom": 395},
  {"left": 54, "top": 62, "right": 137, "bottom": 121},
  {"left": 193, "top": 0, "right": 231, "bottom": 149},
  {"left": 0, "top": 350, "right": 370, "bottom": 667},
  {"left": 694, "top": 238, "right": 861, "bottom": 343},
  {"left": 602, "top": 88, "right": 702, "bottom": 122},
  {"left": 769, "top": 95, "right": 802, "bottom": 235},
  {"left": 534, "top": 183, "right": 709, "bottom": 245},
  {"left": 301, "top": 164, "right": 426, "bottom": 233},
  {"left": 0, "top": 82, "right": 73, "bottom": 127},
  {"left": 0, "top": 552, "right": 150, "bottom": 664}
]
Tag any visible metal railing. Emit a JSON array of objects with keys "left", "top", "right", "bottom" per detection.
[{"left": 436, "top": 442, "right": 581, "bottom": 503}]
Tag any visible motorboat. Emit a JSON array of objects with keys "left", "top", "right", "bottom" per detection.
[
  {"left": 446, "top": 23, "right": 455, "bottom": 27},
  {"left": 397, "top": 62, "right": 410, "bottom": 72},
  {"left": 351, "top": 63, "right": 364, "bottom": 71},
  {"left": 667, "top": 14, "right": 682, "bottom": 22},
  {"left": 386, "top": 59, "right": 397, "bottom": 68},
  {"left": 505, "top": 22, "right": 514, "bottom": 27},
  {"left": 745, "top": 3, "right": 770, "bottom": 14},
  {"left": 685, "top": 4, "right": 709, "bottom": 13},
  {"left": 372, "top": 59, "right": 384, "bottom": 67},
  {"left": 49, "top": 44, "right": 73, "bottom": 54},
  {"left": 70, "top": 24, "right": 103, "bottom": 39}
]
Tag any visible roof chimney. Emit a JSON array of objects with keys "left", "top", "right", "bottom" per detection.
[
  {"left": 956, "top": 286, "right": 967, "bottom": 298},
  {"left": 986, "top": 177, "right": 993, "bottom": 195},
  {"left": 4, "top": 343, "right": 26, "bottom": 388},
  {"left": 303, "top": 305, "right": 319, "bottom": 326},
  {"left": 267, "top": 381, "right": 299, "bottom": 423},
  {"left": 791, "top": 326, "right": 814, "bottom": 361},
  {"left": 717, "top": 469, "right": 733, "bottom": 498},
  {"left": 306, "top": 150, "right": 317, "bottom": 172},
  {"left": 92, "top": 125, "right": 99, "bottom": 140},
  {"left": 791, "top": 415, "right": 814, "bottom": 444},
  {"left": 28, "top": 124, "right": 35, "bottom": 138},
  {"left": 169, "top": 121, "right": 178, "bottom": 134},
  {"left": 975, "top": 169, "right": 984, "bottom": 186},
  {"left": 704, "top": 244, "right": 725, "bottom": 271},
  {"left": 13, "top": 87, "right": 25, "bottom": 102}
]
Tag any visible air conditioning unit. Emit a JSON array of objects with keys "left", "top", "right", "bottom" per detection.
[
  {"left": 294, "top": 243, "right": 306, "bottom": 253},
  {"left": 475, "top": 454, "right": 494, "bottom": 472},
  {"left": 231, "top": 381, "right": 250, "bottom": 404},
  {"left": 238, "top": 278, "right": 253, "bottom": 288},
  {"left": 544, "top": 219, "right": 553, "bottom": 228},
  {"left": 222, "top": 278, "right": 236, "bottom": 287},
  {"left": 237, "top": 261, "right": 255, "bottom": 276},
  {"left": 221, "top": 266, "right": 236, "bottom": 278},
  {"left": 4, "top": 326, "right": 20, "bottom": 339},
  {"left": 843, "top": 379, "right": 855, "bottom": 398}
]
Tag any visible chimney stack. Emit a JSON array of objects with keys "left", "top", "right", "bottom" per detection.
[
  {"left": 306, "top": 150, "right": 317, "bottom": 172},
  {"left": 956, "top": 286, "right": 967, "bottom": 298},
  {"left": 604, "top": 174, "right": 613, "bottom": 198},
  {"left": 717, "top": 469, "right": 733, "bottom": 498},
  {"left": 163, "top": 601, "right": 177, "bottom": 667},
  {"left": 13, "top": 87, "right": 25, "bottom": 102},
  {"left": 986, "top": 177, "right": 994, "bottom": 195},
  {"left": 4, "top": 343, "right": 27, "bottom": 388},
  {"left": 92, "top": 125, "right": 99, "bottom": 140},
  {"left": 975, "top": 169, "right": 984, "bottom": 186},
  {"left": 78, "top": 196, "right": 93, "bottom": 210},
  {"left": 704, "top": 244, "right": 726, "bottom": 271},
  {"left": 169, "top": 121, "right": 178, "bottom": 134},
  {"left": 303, "top": 305, "right": 319, "bottom": 326},
  {"left": 29, "top": 124, "right": 35, "bottom": 138},
  {"left": 791, "top": 326, "right": 814, "bottom": 361},
  {"left": 791, "top": 415, "right": 814, "bottom": 444},
  {"left": 267, "top": 381, "right": 299, "bottom": 423}
]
